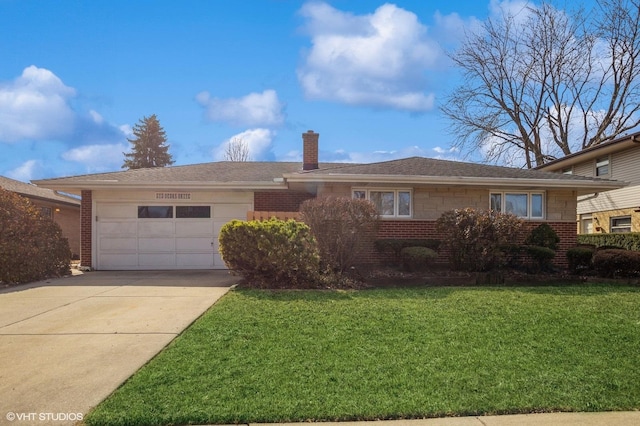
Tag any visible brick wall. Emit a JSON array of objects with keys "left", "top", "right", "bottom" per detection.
[
  {"left": 80, "top": 190, "right": 92, "bottom": 268},
  {"left": 358, "top": 219, "right": 575, "bottom": 268},
  {"left": 254, "top": 191, "right": 314, "bottom": 212}
]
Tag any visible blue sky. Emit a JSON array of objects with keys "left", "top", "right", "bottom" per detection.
[{"left": 0, "top": 0, "right": 593, "bottom": 181}]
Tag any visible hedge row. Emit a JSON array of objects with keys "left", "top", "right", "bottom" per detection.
[{"left": 577, "top": 233, "right": 640, "bottom": 251}]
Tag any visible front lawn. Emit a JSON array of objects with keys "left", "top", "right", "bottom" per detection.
[{"left": 86, "top": 285, "right": 640, "bottom": 426}]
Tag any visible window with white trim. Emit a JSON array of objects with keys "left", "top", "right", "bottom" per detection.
[
  {"left": 490, "top": 191, "right": 545, "bottom": 219},
  {"left": 353, "top": 189, "right": 412, "bottom": 218},
  {"left": 610, "top": 216, "right": 631, "bottom": 233}
]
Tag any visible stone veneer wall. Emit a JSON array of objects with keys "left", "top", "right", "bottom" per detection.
[{"left": 80, "top": 190, "right": 92, "bottom": 268}]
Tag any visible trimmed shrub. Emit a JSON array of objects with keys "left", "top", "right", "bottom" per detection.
[
  {"left": 299, "top": 197, "right": 379, "bottom": 273},
  {"left": 525, "top": 223, "right": 560, "bottom": 250},
  {"left": 436, "top": 208, "right": 523, "bottom": 272},
  {"left": 566, "top": 246, "right": 595, "bottom": 274},
  {"left": 400, "top": 246, "right": 438, "bottom": 272},
  {"left": 0, "top": 188, "right": 71, "bottom": 285},
  {"left": 592, "top": 249, "right": 640, "bottom": 278},
  {"left": 523, "top": 245, "right": 556, "bottom": 272},
  {"left": 374, "top": 239, "right": 441, "bottom": 264},
  {"left": 218, "top": 218, "right": 320, "bottom": 288},
  {"left": 577, "top": 233, "right": 640, "bottom": 251}
]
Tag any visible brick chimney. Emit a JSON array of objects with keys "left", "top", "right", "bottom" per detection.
[{"left": 302, "top": 130, "right": 319, "bottom": 170}]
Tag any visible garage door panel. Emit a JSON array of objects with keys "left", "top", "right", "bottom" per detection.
[
  {"left": 175, "top": 221, "right": 213, "bottom": 236},
  {"left": 139, "top": 238, "right": 176, "bottom": 251},
  {"left": 177, "top": 253, "right": 214, "bottom": 267},
  {"left": 138, "top": 222, "right": 175, "bottom": 236},
  {"left": 176, "top": 237, "right": 212, "bottom": 251},
  {"left": 100, "top": 237, "right": 137, "bottom": 251},
  {"left": 98, "top": 221, "right": 137, "bottom": 235},
  {"left": 139, "top": 253, "right": 176, "bottom": 267},
  {"left": 100, "top": 254, "right": 139, "bottom": 268}
]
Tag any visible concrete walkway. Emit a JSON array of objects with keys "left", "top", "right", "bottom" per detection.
[
  {"left": 0, "top": 270, "right": 237, "bottom": 425},
  {"left": 257, "top": 411, "right": 640, "bottom": 426}
]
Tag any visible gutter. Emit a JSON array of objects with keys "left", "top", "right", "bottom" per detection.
[{"left": 282, "top": 173, "right": 627, "bottom": 192}]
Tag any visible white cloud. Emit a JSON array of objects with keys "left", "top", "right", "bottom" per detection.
[
  {"left": 0, "top": 66, "right": 76, "bottom": 142},
  {"left": 213, "top": 129, "right": 276, "bottom": 161},
  {"left": 297, "top": 2, "right": 442, "bottom": 111},
  {"left": 197, "top": 89, "right": 285, "bottom": 127},
  {"left": 62, "top": 143, "right": 129, "bottom": 172},
  {"left": 6, "top": 160, "right": 42, "bottom": 182}
]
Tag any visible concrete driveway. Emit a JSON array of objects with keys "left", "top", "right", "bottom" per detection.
[{"left": 0, "top": 270, "right": 238, "bottom": 425}]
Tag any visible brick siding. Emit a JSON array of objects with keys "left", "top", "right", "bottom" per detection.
[
  {"left": 358, "top": 220, "right": 575, "bottom": 268},
  {"left": 254, "top": 191, "right": 314, "bottom": 212},
  {"left": 80, "top": 190, "right": 92, "bottom": 268}
]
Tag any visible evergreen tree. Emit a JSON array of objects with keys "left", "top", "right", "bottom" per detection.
[{"left": 122, "top": 114, "right": 175, "bottom": 169}]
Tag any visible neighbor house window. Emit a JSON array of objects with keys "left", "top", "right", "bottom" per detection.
[
  {"left": 610, "top": 216, "right": 631, "bottom": 233},
  {"left": 595, "top": 157, "right": 609, "bottom": 176},
  {"left": 562, "top": 167, "right": 573, "bottom": 175},
  {"left": 352, "top": 189, "right": 412, "bottom": 218},
  {"left": 489, "top": 191, "right": 545, "bottom": 219},
  {"left": 581, "top": 214, "right": 593, "bottom": 234},
  {"left": 138, "top": 206, "right": 173, "bottom": 218}
]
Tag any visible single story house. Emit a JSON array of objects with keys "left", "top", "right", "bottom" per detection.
[
  {"left": 33, "top": 131, "right": 625, "bottom": 271},
  {"left": 1, "top": 175, "right": 81, "bottom": 257},
  {"left": 536, "top": 131, "right": 640, "bottom": 234}
]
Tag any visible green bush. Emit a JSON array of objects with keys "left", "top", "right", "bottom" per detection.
[
  {"left": 400, "top": 246, "right": 438, "bottom": 272},
  {"left": 218, "top": 218, "right": 320, "bottom": 288},
  {"left": 299, "top": 197, "right": 379, "bottom": 273},
  {"left": 525, "top": 223, "right": 560, "bottom": 250},
  {"left": 374, "top": 239, "right": 441, "bottom": 264},
  {"left": 592, "top": 249, "right": 640, "bottom": 278},
  {"left": 566, "top": 246, "right": 595, "bottom": 274},
  {"left": 523, "top": 245, "right": 556, "bottom": 272},
  {"left": 436, "top": 208, "right": 523, "bottom": 272},
  {"left": 577, "top": 233, "right": 640, "bottom": 251},
  {"left": 0, "top": 188, "right": 71, "bottom": 285}
]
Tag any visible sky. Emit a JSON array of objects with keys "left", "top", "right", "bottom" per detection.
[{"left": 0, "top": 0, "right": 597, "bottom": 182}]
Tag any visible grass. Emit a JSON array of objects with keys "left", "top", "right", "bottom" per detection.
[{"left": 85, "top": 285, "right": 640, "bottom": 425}]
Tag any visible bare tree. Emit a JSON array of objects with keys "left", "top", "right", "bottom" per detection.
[
  {"left": 224, "top": 137, "right": 251, "bottom": 162},
  {"left": 442, "top": 0, "right": 640, "bottom": 168}
]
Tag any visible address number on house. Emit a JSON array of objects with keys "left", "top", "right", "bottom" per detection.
[{"left": 155, "top": 192, "right": 192, "bottom": 200}]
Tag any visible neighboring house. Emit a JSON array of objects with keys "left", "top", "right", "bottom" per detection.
[
  {"left": 537, "top": 131, "right": 639, "bottom": 235},
  {"left": 0, "top": 176, "right": 81, "bottom": 257},
  {"left": 33, "top": 131, "right": 623, "bottom": 271}
]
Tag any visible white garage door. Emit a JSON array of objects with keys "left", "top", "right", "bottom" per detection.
[{"left": 95, "top": 202, "right": 249, "bottom": 270}]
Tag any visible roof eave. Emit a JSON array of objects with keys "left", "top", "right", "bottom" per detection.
[
  {"left": 537, "top": 134, "right": 640, "bottom": 171},
  {"left": 32, "top": 180, "right": 288, "bottom": 193},
  {"left": 282, "top": 173, "right": 627, "bottom": 192}
]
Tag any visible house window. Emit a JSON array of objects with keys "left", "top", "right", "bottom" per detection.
[
  {"left": 138, "top": 206, "right": 173, "bottom": 218},
  {"left": 489, "top": 191, "right": 544, "bottom": 219},
  {"left": 610, "top": 216, "right": 631, "bottom": 233},
  {"left": 581, "top": 214, "right": 593, "bottom": 234},
  {"left": 595, "top": 157, "right": 609, "bottom": 176},
  {"left": 40, "top": 206, "right": 53, "bottom": 218},
  {"left": 352, "top": 189, "right": 412, "bottom": 218},
  {"left": 176, "top": 206, "right": 211, "bottom": 218},
  {"left": 562, "top": 167, "right": 573, "bottom": 175}
]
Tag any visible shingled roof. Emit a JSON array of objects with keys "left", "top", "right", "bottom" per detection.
[
  {"left": 0, "top": 176, "right": 80, "bottom": 206},
  {"left": 284, "top": 156, "right": 623, "bottom": 188},
  {"left": 33, "top": 156, "right": 625, "bottom": 195}
]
